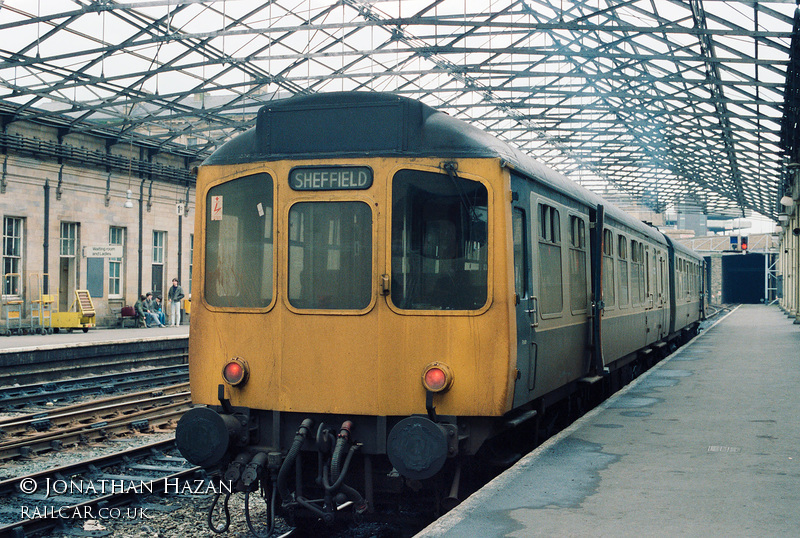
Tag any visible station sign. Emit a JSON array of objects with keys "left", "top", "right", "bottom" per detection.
[
  {"left": 289, "top": 166, "right": 372, "bottom": 191},
  {"left": 83, "top": 245, "right": 123, "bottom": 258}
]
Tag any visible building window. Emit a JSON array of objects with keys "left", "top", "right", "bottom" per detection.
[
  {"left": 153, "top": 231, "right": 164, "bottom": 264},
  {"left": 109, "top": 227, "right": 124, "bottom": 297},
  {"left": 152, "top": 231, "right": 166, "bottom": 297},
  {"left": 2, "top": 217, "right": 23, "bottom": 296},
  {"left": 60, "top": 222, "right": 77, "bottom": 257}
]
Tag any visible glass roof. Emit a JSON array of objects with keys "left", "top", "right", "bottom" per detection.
[{"left": 0, "top": 0, "right": 795, "bottom": 219}]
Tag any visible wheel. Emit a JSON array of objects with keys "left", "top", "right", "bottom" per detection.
[{"left": 82, "top": 327, "right": 89, "bottom": 333}]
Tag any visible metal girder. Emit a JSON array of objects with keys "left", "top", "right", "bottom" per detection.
[{"left": 0, "top": 0, "right": 795, "bottom": 219}]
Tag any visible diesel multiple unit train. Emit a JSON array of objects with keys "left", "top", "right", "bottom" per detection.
[{"left": 176, "top": 92, "right": 704, "bottom": 533}]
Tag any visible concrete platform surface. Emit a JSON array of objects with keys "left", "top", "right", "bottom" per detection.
[
  {"left": 417, "top": 305, "right": 800, "bottom": 537},
  {"left": 0, "top": 324, "right": 189, "bottom": 352}
]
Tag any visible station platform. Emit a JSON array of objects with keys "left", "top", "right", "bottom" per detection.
[
  {"left": 417, "top": 304, "right": 800, "bottom": 537},
  {"left": 0, "top": 324, "right": 189, "bottom": 353}
]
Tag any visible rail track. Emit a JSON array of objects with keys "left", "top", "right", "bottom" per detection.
[
  {"left": 0, "top": 364, "right": 189, "bottom": 411},
  {"left": 0, "top": 337, "right": 188, "bottom": 387},
  {"left": 0, "top": 382, "right": 188, "bottom": 439},
  {"left": 0, "top": 389, "right": 192, "bottom": 462}
]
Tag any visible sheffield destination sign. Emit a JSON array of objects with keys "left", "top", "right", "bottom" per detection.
[{"left": 289, "top": 166, "right": 372, "bottom": 191}]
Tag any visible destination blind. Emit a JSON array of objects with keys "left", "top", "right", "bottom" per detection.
[{"left": 289, "top": 166, "right": 373, "bottom": 191}]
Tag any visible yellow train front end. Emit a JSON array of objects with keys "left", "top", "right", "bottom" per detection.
[
  {"left": 188, "top": 157, "right": 514, "bottom": 422},
  {"left": 176, "top": 93, "right": 521, "bottom": 527}
]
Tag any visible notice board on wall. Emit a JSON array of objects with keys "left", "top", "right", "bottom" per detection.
[{"left": 87, "top": 257, "right": 104, "bottom": 298}]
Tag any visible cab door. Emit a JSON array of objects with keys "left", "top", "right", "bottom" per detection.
[
  {"left": 657, "top": 251, "right": 668, "bottom": 338},
  {"left": 511, "top": 178, "right": 537, "bottom": 406},
  {"left": 644, "top": 246, "right": 656, "bottom": 344}
]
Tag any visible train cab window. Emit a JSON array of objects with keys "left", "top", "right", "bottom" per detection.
[
  {"left": 288, "top": 201, "right": 372, "bottom": 310},
  {"left": 568, "top": 215, "right": 587, "bottom": 313},
  {"left": 538, "top": 203, "right": 562, "bottom": 315},
  {"left": 391, "top": 169, "right": 488, "bottom": 311},
  {"left": 602, "top": 228, "right": 615, "bottom": 307},
  {"left": 204, "top": 173, "right": 274, "bottom": 308},
  {"left": 513, "top": 209, "right": 528, "bottom": 298},
  {"left": 618, "top": 236, "right": 629, "bottom": 307}
]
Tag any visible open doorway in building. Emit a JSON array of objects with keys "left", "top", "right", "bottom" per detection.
[
  {"left": 59, "top": 222, "right": 79, "bottom": 311},
  {"left": 722, "top": 253, "right": 765, "bottom": 304}
]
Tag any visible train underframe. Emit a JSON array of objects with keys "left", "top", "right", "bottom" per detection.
[{"left": 176, "top": 322, "right": 700, "bottom": 536}]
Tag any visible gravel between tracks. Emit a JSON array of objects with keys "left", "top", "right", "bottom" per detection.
[
  {"left": 0, "top": 430, "right": 177, "bottom": 480},
  {"left": 2, "top": 430, "right": 297, "bottom": 538}
]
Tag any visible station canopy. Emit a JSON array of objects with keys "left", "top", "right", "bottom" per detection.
[{"left": 0, "top": 1, "right": 796, "bottom": 220}]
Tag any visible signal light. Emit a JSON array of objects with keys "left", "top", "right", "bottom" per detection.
[
  {"left": 422, "top": 362, "right": 453, "bottom": 393},
  {"left": 222, "top": 357, "right": 249, "bottom": 386},
  {"left": 740, "top": 236, "right": 748, "bottom": 251}
]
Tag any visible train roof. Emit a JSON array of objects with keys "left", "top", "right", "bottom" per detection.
[{"left": 204, "top": 91, "right": 680, "bottom": 250}]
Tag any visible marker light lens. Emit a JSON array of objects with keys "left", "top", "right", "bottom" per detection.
[
  {"left": 422, "top": 363, "right": 453, "bottom": 393},
  {"left": 222, "top": 358, "right": 248, "bottom": 386}
]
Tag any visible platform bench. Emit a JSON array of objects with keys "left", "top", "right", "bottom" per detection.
[{"left": 115, "top": 305, "right": 139, "bottom": 328}]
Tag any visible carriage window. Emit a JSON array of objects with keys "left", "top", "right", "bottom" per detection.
[
  {"left": 618, "top": 236, "right": 629, "bottom": 307},
  {"left": 568, "top": 215, "right": 587, "bottom": 312},
  {"left": 513, "top": 209, "right": 528, "bottom": 297},
  {"left": 602, "top": 228, "right": 615, "bottom": 307},
  {"left": 205, "top": 173, "right": 273, "bottom": 308},
  {"left": 288, "top": 202, "right": 372, "bottom": 310},
  {"left": 538, "top": 203, "right": 562, "bottom": 315},
  {"left": 539, "top": 204, "right": 561, "bottom": 243},
  {"left": 630, "top": 240, "right": 644, "bottom": 305},
  {"left": 391, "top": 169, "right": 488, "bottom": 311}
]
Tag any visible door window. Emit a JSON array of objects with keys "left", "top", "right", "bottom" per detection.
[{"left": 538, "top": 203, "right": 562, "bottom": 315}]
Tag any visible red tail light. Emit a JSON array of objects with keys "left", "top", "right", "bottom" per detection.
[
  {"left": 422, "top": 362, "right": 453, "bottom": 393},
  {"left": 222, "top": 358, "right": 249, "bottom": 386}
]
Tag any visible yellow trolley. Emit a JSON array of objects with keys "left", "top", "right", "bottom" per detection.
[{"left": 51, "top": 290, "right": 96, "bottom": 333}]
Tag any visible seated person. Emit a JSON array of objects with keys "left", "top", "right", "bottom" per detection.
[
  {"left": 154, "top": 296, "right": 166, "bottom": 326},
  {"left": 133, "top": 295, "right": 148, "bottom": 328},
  {"left": 137, "top": 293, "right": 164, "bottom": 328}
]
